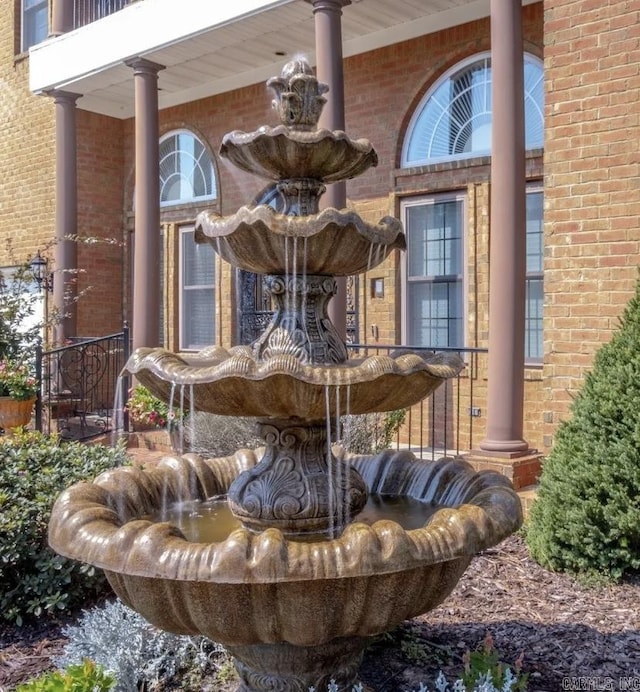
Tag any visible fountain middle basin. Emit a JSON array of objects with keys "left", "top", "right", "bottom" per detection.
[{"left": 49, "top": 450, "right": 521, "bottom": 649}]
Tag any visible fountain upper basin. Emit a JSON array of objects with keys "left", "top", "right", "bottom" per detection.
[
  {"left": 124, "top": 346, "right": 464, "bottom": 419},
  {"left": 220, "top": 126, "right": 377, "bottom": 183},
  {"left": 48, "top": 451, "right": 521, "bottom": 646}
]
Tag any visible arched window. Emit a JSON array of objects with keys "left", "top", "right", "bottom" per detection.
[
  {"left": 401, "top": 52, "right": 544, "bottom": 167},
  {"left": 159, "top": 130, "right": 217, "bottom": 206}
]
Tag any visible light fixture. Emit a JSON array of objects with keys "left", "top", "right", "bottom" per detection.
[{"left": 30, "top": 251, "right": 53, "bottom": 293}]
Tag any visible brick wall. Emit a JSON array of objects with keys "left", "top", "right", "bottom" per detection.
[
  {"left": 0, "top": 4, "right": 127, "bottom": 341},
  {"left": 0, "top": 2, "right": 55, "bottom": 271},
  {"left": 543, "top": 0, "right": 640, "bottom": 447},
  {"left": 123, "top": 3, "right": 547, "bottom": 449},
  {"left": 76, "top": 109, "right": 125, "bottom": 336}
]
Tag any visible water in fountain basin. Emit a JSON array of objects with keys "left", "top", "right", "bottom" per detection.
[{"left": 147, "top": 494, "right": 441, "bottom": 544}]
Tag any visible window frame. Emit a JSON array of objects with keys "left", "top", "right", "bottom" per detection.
[
  {"left": 159, "top": 129, "right": 218, "bottom": 209},
  {"left": 21, "top": 0, "right": 48, "bottom": 53},
  {"left": 525, "top": 185, "right": 544, "bottom": 366},
  {"left": 401, "top": 51, "right": 544, "bottom": 168},
  {"left": 178, "top": 225, "right": 216, "bottom": 352},
  {"left": 401, "top": 192, "right": 467, "bottom": 349}
]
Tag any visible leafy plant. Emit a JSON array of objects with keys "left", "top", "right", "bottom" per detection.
[
  {"left": 0, "top": 431, "right": 129, "bottom": 624},
  {"left": 461, "top": 633, "right": 527, "bottom": 691},
  {"left": 56, "top": 599, "right": 223, "bottom": 692},
  {"left": 311, "top": 669, "right": 526, "bottom": 691},
  {"left": 17, "top": 659, "right": 115, "bottom": 692},
  {"left": 0, "top": 358, "right": 39, "bottom": 399},
  {"left": 526, "top": 271, "right": 640, "bottom": 581}
]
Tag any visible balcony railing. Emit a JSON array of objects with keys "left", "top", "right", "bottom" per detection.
[
  {"left": 347, "top": 344, "right": 488, "bottom": 459},
  {"left": 73, "top": 0, "right": 134, "bottom": 29}
]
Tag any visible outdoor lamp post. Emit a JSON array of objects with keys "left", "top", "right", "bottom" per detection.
[{"left": 30, "top": 251, "right": 54, "bottom": 293}]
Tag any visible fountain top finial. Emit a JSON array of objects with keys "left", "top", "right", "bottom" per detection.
[{"left": 267, "top": 57, "right": 329, "bottom": 131}]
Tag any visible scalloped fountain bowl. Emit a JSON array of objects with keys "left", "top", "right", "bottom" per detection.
[
  {"left": 49, "top": 450, "right": 522, "bottom": 690},
  {"left": 125, "top": 346, "right": 465, "bottom": 419},
  {"left": 195, "top": 206, "right": 405, "bottom": 276}
]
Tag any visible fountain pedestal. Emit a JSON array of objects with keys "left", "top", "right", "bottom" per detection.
[
  {"left": 229, "top": 637, "right": 369, "bottom": 692},
  {"left": 253, "top": 275, "right": 348, "bottom": 365},
  {"left": 229, "top": 419, "right": 367, "bottom": 536}
]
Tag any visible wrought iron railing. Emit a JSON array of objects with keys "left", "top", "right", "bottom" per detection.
[
  {"left": 35, "top": 325, "right": 130, "bottom": 441},
  {"left": 347, "top": 344, "right": 488, "bottom": 459},
  {"left": 72, "top": 0, "right": 134, "bottom": 29}
]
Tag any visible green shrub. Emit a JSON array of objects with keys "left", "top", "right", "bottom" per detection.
[
  {"left": 16, "top": 659, "right": 115, "bottom": 692},
  {"left": 0, "top": 432, "right": 129, "bottom": 624},
  {"left": 526, "top": 274, "right": 640, "bottom": 581}
]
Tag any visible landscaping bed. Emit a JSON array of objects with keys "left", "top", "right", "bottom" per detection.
[{"left": 1, "top": 535, "right": 638, "bottom": 691}]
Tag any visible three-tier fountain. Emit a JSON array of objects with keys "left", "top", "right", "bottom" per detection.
[{"left": 49, "top": 59, "right": 522, "bottom": 692}]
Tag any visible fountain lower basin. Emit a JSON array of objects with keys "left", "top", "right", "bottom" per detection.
[{"left": 49, "top": 450, "right": 521, "bottom": 690}]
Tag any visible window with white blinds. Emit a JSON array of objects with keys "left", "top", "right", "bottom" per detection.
[{"left": 179, "top": 226, "right": 215, "bottom": 351}]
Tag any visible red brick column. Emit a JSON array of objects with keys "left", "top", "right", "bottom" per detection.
[
  {"left": 479, "top": 0, "right": 529, "bottom": 454},
  {"left": 126, "top": 58, "right": 164, "bottom": 351},
  {"left": 308, "top": 0, "right": 351, "bottom": 341},
  {"left": 50, "top": 90, "right": 81, "bottom": 344}
]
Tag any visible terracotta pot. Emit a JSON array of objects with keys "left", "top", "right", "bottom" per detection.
[{"left": 0, "top": 396, "right": 36, "bottom": 432}]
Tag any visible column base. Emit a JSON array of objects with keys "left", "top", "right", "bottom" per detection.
[{"left": 464, "top": 449, "right": 542, "bottom": 490}]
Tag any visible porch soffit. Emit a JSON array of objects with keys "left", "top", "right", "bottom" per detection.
[{"left": 29, "top": 0, "right": 538, "bottom": 120}]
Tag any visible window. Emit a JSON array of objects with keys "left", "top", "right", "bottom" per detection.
[
  {"left": 179, "top": 226, "right": 215, "bottom": 351},
  {"left": 403, "top": 196, "right": 465, "bottom": 348},
  {"left": 159, "top": 131, "right": 217, "bottom": 207},
  {"left": 525, "top": 189, "right": 543, "bottom": 363},
  {"left": 402, "top": 52, "right": 544, "bottom": 167},
  {"left": 22, "top": 0, "right": 48, "bottom": 52}
]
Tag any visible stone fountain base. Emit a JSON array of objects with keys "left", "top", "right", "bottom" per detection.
[{"left": 229, "top": 637, "right": 369, "bottom": 692}]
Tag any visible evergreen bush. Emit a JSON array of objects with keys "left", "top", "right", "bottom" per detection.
[
  {"left": 526, "top": 274, "right": 640, "bottom": 580},
  {"left": 0, "top": 432, "right": 128, "bottom": 623}
]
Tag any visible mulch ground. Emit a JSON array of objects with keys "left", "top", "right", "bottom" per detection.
[{"left": 1, "top": 535, "right": 638, "bottom": 691}]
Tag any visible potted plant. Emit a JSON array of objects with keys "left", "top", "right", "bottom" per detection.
[
  {"left": 125, "top": 384, "right": 185, "bottom": 453},
  {"left": 125, "top": 384, "right": 173, "bottom": 431},
  {"left": 0, "top": 358, "right": 38, "bottom": 432}
]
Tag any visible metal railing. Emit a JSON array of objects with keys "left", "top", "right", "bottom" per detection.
[
  {"left": 72, "top": 0, "right": 134, "bottom": 29},
  {"left": 347, "top": 344, "right": 488, "bottom": 459},
  {"left": 35, "top": 325, "right": 130, "bottom": 441}
]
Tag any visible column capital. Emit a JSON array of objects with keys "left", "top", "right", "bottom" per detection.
[
  {"left": 305, "top": 0, "right": 351, "bottom": 12},
  {"left": 45, "top": 90, "right": 82, "bottom": 106},
  {"left": 125, "top": 57, "right": 166, "bottom": 77}
]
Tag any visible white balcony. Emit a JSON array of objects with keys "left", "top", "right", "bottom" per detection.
[{"left": 29, "top": 0, "right": 536, "bottom": 119}]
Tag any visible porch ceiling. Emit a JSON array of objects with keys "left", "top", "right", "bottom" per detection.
[{"left": 29, "top": 0, "right": 537, "bottom": 120}]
